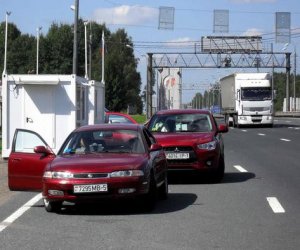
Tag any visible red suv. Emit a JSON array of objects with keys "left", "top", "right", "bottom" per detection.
[{"left": 147, "top": 109, "right": 228, "bottom": 182}]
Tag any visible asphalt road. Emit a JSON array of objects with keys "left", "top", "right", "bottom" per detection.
[{"left": 0, "top": 117, "right": 299, "bottom": 250}]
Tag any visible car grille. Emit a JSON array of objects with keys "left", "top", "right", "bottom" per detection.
[
  {"left": 73, "top": 173, "right": 108, "bottom": 179},
  {"left": 164, "top": 146, "right": 192, "bottom": 151}
]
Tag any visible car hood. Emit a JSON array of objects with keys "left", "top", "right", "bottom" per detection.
[
  {"left": 48, "top": 153, "right": 148, "bottom": 173},
  {"left": 153, "top": 132, "right": 215, "bottom": 147}
]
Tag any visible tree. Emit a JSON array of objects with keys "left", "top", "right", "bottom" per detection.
[
  {"left": 104, "top": 29, "right": 142, "bottom": 112},
  {"left": 0, "top": 22, "right": 23, "bottom": 73},
  {"left": 40, "top": 23, "right": 73, "bottom": 74}
]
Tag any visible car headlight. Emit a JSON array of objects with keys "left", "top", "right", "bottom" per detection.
[
  {"left": 43, "top": 171, "right": 74, "bottom": 179},
  {"left": 197, "top": 140, "right": 217, "bottom": 150},
  {"left": 110, "top": 170, "right": 144, "bottom": 178}
]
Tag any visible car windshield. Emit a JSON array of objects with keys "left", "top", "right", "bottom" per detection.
[
  {"left": 148, "top": 113, "right": 212, "bottom": 133},
  {"left": 241, "top": 87, "right": 272, "bottom": 101},
  {"left": 60, "top": 129, "right": 145, "bottom": 155}
]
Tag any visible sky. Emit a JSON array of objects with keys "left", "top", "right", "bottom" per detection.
[{"left": 1, "top": 0, "right": 300, "bottom": 104}]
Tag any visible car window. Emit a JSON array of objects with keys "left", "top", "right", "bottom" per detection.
[
  {"left": 148, "top": 114, "right": 212, "bottom": 132},
  {"left": 60, "top": 129, "right": 145, "bottom": 154},
  {"left": 107, "top": 114, "right": 133, "bottom": 124},
  {"left": 14, "top": 130, "right": 48, "bottom": 153}
]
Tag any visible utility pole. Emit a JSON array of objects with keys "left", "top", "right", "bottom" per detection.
[
  {"left": 36, "top": 26, "right": 42, "bottom": 74},
  {"left": 286, "top": 53, "right": 291, "bottom": 112},
  {"left": 84, "top": 21, "right": 88, "bottom": 79},
  {"left": 3, "top": 11, "right": 11, "bottom": 75},
  {"left": 72, "top": 0, "right": 79, "bottom": 75},
  {"left": 147, "top": 53, "right": 153, "bottom": 119},
  {"left": 101, "top": 31, "right": 105, "bottom": 85},
  {"left": 294, "top": 47, "right": 297, "bottom": 111}
]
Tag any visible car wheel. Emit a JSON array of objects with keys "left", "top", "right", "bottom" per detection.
[
  {"left": 158, "top": 173, "right": 168, "bottom": 200},
  {"left": 212, "top": 156, "right": 225, "bottom": 183},
  {"left": 140, "top": 173, "right": 157, "bottom": 212},
  {"left": 43, "top": 198, "right": 62, "bottom": 213}
]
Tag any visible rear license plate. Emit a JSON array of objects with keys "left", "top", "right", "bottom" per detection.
[
  {"left": 73, "top": 184, "right": 108, "bottom": 193},
  {"left": 166, "top": 153, "right": 189, "bottom": 160}
]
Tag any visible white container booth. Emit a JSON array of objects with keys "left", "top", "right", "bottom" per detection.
[{"left": 1, "top": 74, "right": 105, "bottom": 158}]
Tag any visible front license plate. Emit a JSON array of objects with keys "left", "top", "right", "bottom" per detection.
[
  {"left": 73, "top": 184, "right": 108, "bottom": 193},
  {"left": 166, "top": 152, "right": 189, "bottom": 160}
]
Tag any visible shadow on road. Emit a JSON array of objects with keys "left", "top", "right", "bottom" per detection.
[
  {"left": 222, "top": 172, "right": 256, "bottom": 183},
  {"left": 32, "top": 193, "right": 198, "bottom": 216},
  {"left": 167, "top": 171, "right": 256, "bottom": 185}
]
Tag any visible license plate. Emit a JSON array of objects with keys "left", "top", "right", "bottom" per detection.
[
  {"left": 166, "top": 152, "right": 189, "bottom": 160},
  {"left": 73, "top": 184, "right": 108, "bottom": 193}
]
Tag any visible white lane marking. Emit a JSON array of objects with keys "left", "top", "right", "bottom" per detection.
[
  {"left": 295, "top": 128, "right": 300, "bottom": 130},
  {"left": 266, "top": 197, "right": 285, "bottom": 213},
  {"left": 241, "top": 130, "right": 247, "bottom": 132},
  {"left": 280, "top": 138, "right": 291, "bottom": 142},
  {"left": 234, "top": 165, "right": 248, "bottom": 173},
  {"left": 0, "top": 193, "right": 42, "bottom": 233},
  {"left": 258, "top": 133, "right": 266, "bottom": 136}
]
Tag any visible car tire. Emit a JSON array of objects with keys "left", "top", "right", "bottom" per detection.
[
  {"left": 158, "top": 173, "right": 168, "bottom": 200},
  {"left": 212, "top": 156, "right": 225, "bottom": 183},
  {"left": 140, "top": 173, "right": 157, "bottom": 212},
  {"left": 43, "top": 198, "right": 62, "bottom": 213}
]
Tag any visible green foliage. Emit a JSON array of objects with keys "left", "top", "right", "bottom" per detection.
[
  {"left": 131, "top": 114, "right": 147, "bottom": 124},
  {"left": 0, "top": 20, "right": 143, "bottom": 113},
  {"left": 104, "top": 29, "right": 142, "bottom": 112}
]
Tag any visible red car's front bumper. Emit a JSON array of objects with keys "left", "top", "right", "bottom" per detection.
[{"left": 42, "top": 176, "right": 148, "bottom": 202}]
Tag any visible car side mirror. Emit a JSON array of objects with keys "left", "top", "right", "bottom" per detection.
[
  {"left": 150, "top": 143, "right": 162, "bottom": 151},
  {"left": 218, "top": 124, "right": 228, "bottom": 133},
  {"left": 34, "top": 146, "right": 53, "bottom": 155}
]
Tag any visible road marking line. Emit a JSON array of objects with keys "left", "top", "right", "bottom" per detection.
[
  {"left": 280, "top": 138, "right": 291, "bottom": 142},
  {"left": 266, "top": 197, "right": 285, "bottom": 213},
  {"left": 241, "top": 130, "right": 247, "bottom": 132},
  {"left": 0, "top": 193, "right": 42, "bottom": 233},
  {"left": 258, "top": 133, "right": 266, "bottom": 136},
  {"left": 233, "top": 165, "right": 248, "bottom": 172}
]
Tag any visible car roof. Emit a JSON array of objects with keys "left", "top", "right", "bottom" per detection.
[
  {"left": 154, "top": 109, "right": 212, "bottom": 116},
  {"left": 74, "top": 123, "right": 143, "bottom": 132}
]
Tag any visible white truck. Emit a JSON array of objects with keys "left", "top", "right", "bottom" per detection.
[{"left": 220, "top": 73, "right": 274, "bottom": 127}]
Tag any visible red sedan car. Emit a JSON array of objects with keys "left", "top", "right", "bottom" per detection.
[
  {"left": 105, "top": 112, "right": 138, "bottom": 124},
  {"left": 8, "top": 124, "right": 168, "bottom": 212},
  {"left": 147, "top": 109, "right": 228, "bottom": 182}
]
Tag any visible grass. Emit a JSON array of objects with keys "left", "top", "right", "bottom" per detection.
[{"left": 131, "top": 114, "right": 147, "bottom": 124}]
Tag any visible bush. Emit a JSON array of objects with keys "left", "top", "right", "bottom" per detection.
[{"left": 131, "top": 114, "right": 147, "bottom": 124}]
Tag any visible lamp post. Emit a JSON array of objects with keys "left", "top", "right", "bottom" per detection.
[
  {"left": 3, "top": 11, "right": 11, "bottom": 75},
  {"left": 101, "top": 31, "right": 105, "bottom": 85},
  {"left": 72, "top": 0, "right": 79, "bottom": 75},
  {"left": 36, "top": 26, "right": 42, "bottom": 75},
  {"left": 83, "top": 21, "right": 88, "bottom": 79}
]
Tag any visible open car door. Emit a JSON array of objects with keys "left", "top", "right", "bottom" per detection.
[{"left": 8, "top": 129, "right": 55, "bottom": 191}]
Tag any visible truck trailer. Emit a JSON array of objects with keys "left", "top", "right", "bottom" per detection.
[{"left": 220, "top": 73, "right": 274, "bottom": 127}]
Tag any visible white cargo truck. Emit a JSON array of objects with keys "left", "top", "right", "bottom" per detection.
[{"left": 220, "top": 73, "right": 274, "bottom": 127}]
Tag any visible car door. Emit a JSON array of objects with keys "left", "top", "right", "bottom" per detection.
[
  {"left": 143, "top": 128, "right": 167, "bottom": 185},
  {"left": 8, "top": 129, "right": 55, "bottom": 191}
]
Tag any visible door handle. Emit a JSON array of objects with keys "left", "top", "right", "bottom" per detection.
[{"left": 26, "top": 117, "right": 33, "bottom": 123}]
